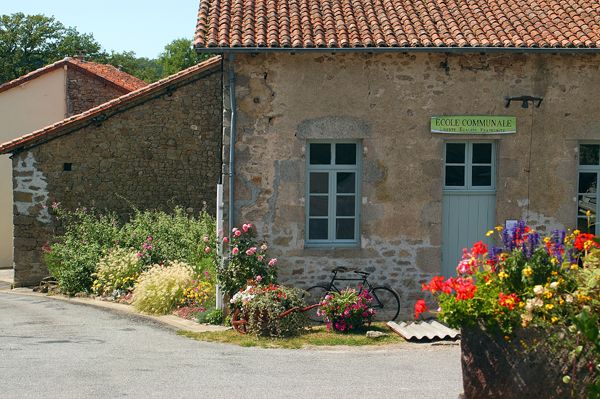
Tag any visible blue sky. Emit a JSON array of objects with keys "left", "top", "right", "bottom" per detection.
[{"left": 2, "top": 0, "right": 200, "bottom": 58}]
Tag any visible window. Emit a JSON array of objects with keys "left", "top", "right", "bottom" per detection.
[
  {"left": 306, "top": 142, "right": 360, "bottom": 246},
  {"left": 444, "top": 142, "right": 495, "bottom": 190},
  {"left": 577, "top": 144, "right": 599, "bottom": 233}
]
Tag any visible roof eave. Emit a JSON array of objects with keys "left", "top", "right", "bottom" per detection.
[{"left": 194, "top": 45, "right": 600, "bottom": 54}]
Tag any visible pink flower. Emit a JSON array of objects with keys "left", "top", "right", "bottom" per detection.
[
  {"left": 136, "top": 252, "right": 143, "bottom": 258},
  {"left": 257, "top": 255, "right": 264, "bottom": 261},
  {"left": 255, "top": 275, "right": 263, "bottom": 282},
  {"left": 268, "top": 258, "right": 278, "bottom": 267},
  {"left": 232, "top": 247, "right": 239, "bottom": 255},
  {"left": 223, "top": 237, "right": 229, "bottom": 243},
  {"left": 204, "top": 246, "right": 211, "bottom": 254},
  {"left": 242, "top": 223, "right": 252, "bottom": 233},
  {"left": 245, "top": 247, "right": 257, "bottom": 256},
  {"left": 146, "top": 236, "right": 153, "bottom": 242},
  {"left": 234, "top": 230, "right": 242, "bottom": 237}
]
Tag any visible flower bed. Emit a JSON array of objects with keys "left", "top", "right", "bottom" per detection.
[
  {"left": 416, "top": 222, "right": 599, "bottom": 397},
  {"left": 318, "top": 288, "right": 375, "bottom": 332}
]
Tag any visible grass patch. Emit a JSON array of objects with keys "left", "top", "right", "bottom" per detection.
[{"left": 177, "top": 323, "right": 405, "bottom": 349}]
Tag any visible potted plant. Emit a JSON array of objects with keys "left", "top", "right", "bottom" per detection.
[
  {"left": 318, "top": 288, "right": 376, "bottom": 332},
  {"left": 416, "top": 222, "right": 599, "bottom": 398}
]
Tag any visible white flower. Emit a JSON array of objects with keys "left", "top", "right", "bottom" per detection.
[
  {"left": 549, "top": 281, "right": 559, "bottom": 290},
  {"left": 533, "top": 285, "right": 545, "bottom": 296}
]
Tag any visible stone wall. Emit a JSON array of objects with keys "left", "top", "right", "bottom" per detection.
[
  {"left": 12, "top": 67, "right": 222, "bottom": 286},
  {"left": 223, "top": 52, "right": 600, "bottom": 319},
  {"left": 66, "top": 67, "right": 129, "bottom": 116}
]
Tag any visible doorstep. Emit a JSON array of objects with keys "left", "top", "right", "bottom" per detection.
[{"left": 2, "top": 288, "right": 229, "bottom": 333}]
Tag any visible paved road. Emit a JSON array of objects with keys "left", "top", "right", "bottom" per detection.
[{"left": 0, "top": 293, "right": 462, "bottom": 399}]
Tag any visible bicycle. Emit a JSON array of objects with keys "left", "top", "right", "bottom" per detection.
[{"left": 303, "top": 266, "right": 401, "bottom": 322}]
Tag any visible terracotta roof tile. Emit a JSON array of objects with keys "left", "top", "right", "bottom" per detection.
[
  {"left": 195, "top": 0, "right": 600, "bottom": 49},
  {"left": 0, "top": 56, "right": 221, "bottom": 154},
  {"left": 0, "top": 58, "right": 146, "bottom": 95}
]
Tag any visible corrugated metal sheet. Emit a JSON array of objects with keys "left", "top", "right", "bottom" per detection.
[{"left": 387, "top": 320, "right": 460, "bottom": 341}]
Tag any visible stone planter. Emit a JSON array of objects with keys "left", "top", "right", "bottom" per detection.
[{"left": 460, "top": 325, "right": 591, "bottom": 398}]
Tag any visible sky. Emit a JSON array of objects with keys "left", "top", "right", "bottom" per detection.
[{"left": 2, "top": 0, "right": 200, "bottom": 58}]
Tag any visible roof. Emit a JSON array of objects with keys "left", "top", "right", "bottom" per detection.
[
  {"left": 0, "top": 56, "right": 222, "bottom": 154},
  {"left": 194, "top": 0, "right": 600, "bottom": 50},
  {"left": 0, "top": 57, "right": 147, "bottom": 95}
]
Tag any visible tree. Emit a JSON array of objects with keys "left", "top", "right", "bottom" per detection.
[
  {"left": 99, "top": 51, "right": 163, "bottom": 83},
  {"left": 0, "top": 13, "right": 103, "bottom": 83},
  {"left": 158, "top": 38, "right": 210, "bottom": 77}
]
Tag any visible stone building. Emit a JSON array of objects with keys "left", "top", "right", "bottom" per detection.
[
  {"left": 0, "top": 57, "right": 222, "bottom": 286},
  {"left": 194, "top": 0, "right": 600, "bottom": 317},
  {"left": 0, "top": 57, "right": 147, "bottom": 270}
]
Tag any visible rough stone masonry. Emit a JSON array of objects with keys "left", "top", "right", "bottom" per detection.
[{"left": 11, "top": 67, "right": 222, "bottom": 286}]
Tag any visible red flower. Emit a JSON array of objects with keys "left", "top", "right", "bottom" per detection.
[
  {"left": 498, "top": 292, "right": 520, "bottom": 310},
  {"left": 422, "top": 276, "right": 446, "bottom": 293},
  {"left": 471, "top": 241, "right": 488, "bottom": 257},
  {"left": 574, "top": 233, "right": 599, "bottom": 251},
  {"left": 414, "top": 299, "right": 427, "bottom": 319}
]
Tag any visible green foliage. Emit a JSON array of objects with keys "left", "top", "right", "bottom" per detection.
[
  {"left": 132, "top": 261, "right": 195, "bottom": 315},
  {"left": 45, "top": 206, "right": 215, "bottom": 295},
  {"left": 92, "top": 248, "right": 143, "bottom": 297},
  {"left": 217, "top": 224, "right": 278, "bottom": 297},
  {"left": 119, "top": 208, "right": 216, "bottom": 276},
  {"left": 236, "top": 285, "right": 308, "bottom": 337},
  {"left": 0, "top": 13, "right": 102, "bottom": 83},
  {"left": 197, "top": 308, "right": 224, "bottom": 325},
  {"left": 44, "top": 208, "right": 120, "bottom": 295},
  {"left": 97, "top": 50, "right": 163, "bottom": 83},
  {"left": 158, "top": 38, "right": 209, "bottom": 76}
]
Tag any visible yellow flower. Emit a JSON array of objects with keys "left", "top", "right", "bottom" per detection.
[
  {"left": 543, "top": 237, "right": 551, "bottom": 244},
  {"left": 486, "top": 230, "right": 494, "bottom": 237},
  {"left": 551, "top": 271, "right": 558, "bottom": 276},
  {"left": 586, "top": 210, "right": 592, "bottom": 217},
  {"left": 545, "top": 303, "right": 554, "bottom": 310},
  {"left": 570, "top": 264, "right": 579, "bottom": 270},
  {"left": 522, "top": 267, "right": 533, "bottom": 277},
  {"left": 498, "top": 271, "right": 509, "bottom": 279},
  {"left": 573, "top": 229, "right": 581, "bottom": 236},
  {"left": 518, "top": 301, "right": 525, "bottom": 308},
  {"left": 495, "top": 225, "right": 504, "bottom": 231},
  {"left": 544, "top": 291, "right": 553, "bottom": 299},
  {"left": 551, "top": 316, "right": 559, "bottom": 324},
  {"left": 550, "top": 257, "right": 559, "bottom": 265}
]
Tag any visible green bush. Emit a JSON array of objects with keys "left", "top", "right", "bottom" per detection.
[
  {"left": 232, "top": 284, "right": 308, "bottom": 337},
  {"left": 197, "top": 308, "right": 224, "bottom": 325},
  {"left": 45, "top": 208, "right": 120, "bottom": 295},
  {"left": 92, "top": 248, "right": 143, "bottom": 297},
  {"left": 45, "top": 206, "right": 215, "bottom": 295},
  {"left": 132, "top": 261, "right": 195, "bottom": 314},
  {"left": 120, "top": 208, "right": 215, "bottom": 275}
]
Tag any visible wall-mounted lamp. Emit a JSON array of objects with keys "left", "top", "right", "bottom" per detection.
[{"left": 504, "top": 95, "right": 543, "bottom": 109}]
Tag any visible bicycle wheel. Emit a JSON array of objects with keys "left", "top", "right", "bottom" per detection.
[
  {"left": 302, "top": 285, "right": 329, "bottom": 323},
  {"left": 369, "top": 287, "right": 400, "bottom": 322}
]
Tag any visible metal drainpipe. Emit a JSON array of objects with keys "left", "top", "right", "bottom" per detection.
[{"left": 227, "top": 53, "right": 237, "bottom": 233}]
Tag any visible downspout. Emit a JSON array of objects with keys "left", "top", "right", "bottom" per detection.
[{"left": 227, "top": 53, "right": 237, "bottom": 233}]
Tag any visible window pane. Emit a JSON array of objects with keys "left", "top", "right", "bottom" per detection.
[
  {"left": 578, "top": 172, "right": 597, "bottom": 194},
  {"left": 336, "top": 196, "right": 355, "bottom": 216},
  {"left": 309, "top": 172, "right": 328, "bottom": 194},
  {"left": 580, "top": 144, "right": 600, "bottom": 166},
  {"left": 337, "top": 172, "right": 355, "bottom": 193},
  {"left": 472, "top": 166, "right": 492, "bottom": 186},
  {"left": 445, "top": 166, "right": 465, "bottom": 186},
  {"left": 336, "top": 219, "right": 355, "bottom": 240},
  {"left": 309, "top": 196, "right": 328, "bottom": 216},
  {"left": 577, "top": 218, "right": 596, "bottom": 234},
  {"left": 446, "top": 143, "right": 465, "bottom": 164},
  {"left": 309, "top": 219, "right": 328, "bottom": 240},
  {"left": 578, "top": 194, "right": 596, "bottom": 218},
  {"left": 472, "top": 143, "right": 492, "bottom": 164},
  {"left": 336, "top": 143, "right": 357, "bottom": 165},
  {"left": 310, "top": 143, "right": 331, "bottom": 165}
]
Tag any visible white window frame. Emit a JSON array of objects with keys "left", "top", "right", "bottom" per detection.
[{"left": 305, "top": 141, "right": 361, "bottom": 248}]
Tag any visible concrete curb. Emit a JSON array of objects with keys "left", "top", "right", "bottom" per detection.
[{"left": 1, "top": 288, "right": 229, "bottom": 334}]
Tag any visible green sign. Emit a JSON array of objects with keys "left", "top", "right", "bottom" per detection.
[{"left": 431, "top": 116, "right": 516, "bottom": 134}]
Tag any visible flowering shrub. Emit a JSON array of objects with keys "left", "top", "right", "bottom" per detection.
[
  {"left": 318, "top": 288, "right": 375, "bottom": 332},
  {"left": 217, "top": 223, "right": 278, "bottom": 297},
  {"left": 132, "top": 261, "right": 196, "bottom": 314},
  {"left": 92, "top": 248, "right": 143, "bottom": 298},
  {"left": 44, "top": 206, "right": 215, "bottom": 295},
  {"left": 416, "top": 222, "right": 599, "bottom": 394},
  {"left": 232, "top": 283, "right": 308, "bottom": 337},
  {"left": 173, "top": 278, "right": 214, "bottom": 319}
]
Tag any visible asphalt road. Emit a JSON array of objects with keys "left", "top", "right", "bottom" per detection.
[{"left": 0, "top": 293, "right": 462, "bottom": 399}]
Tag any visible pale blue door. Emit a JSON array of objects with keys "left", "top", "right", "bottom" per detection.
[{"left": 442, "top": 142, "right": 496, "bottom": 277}]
